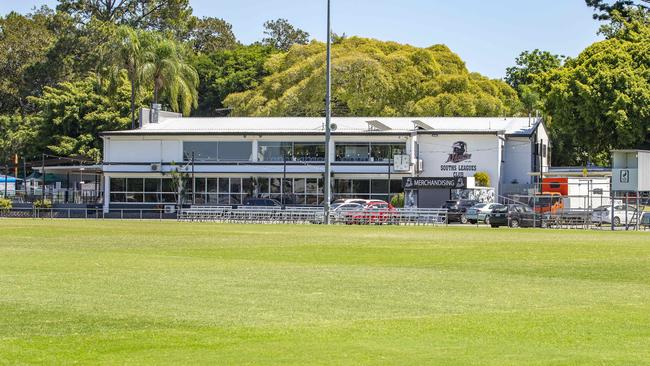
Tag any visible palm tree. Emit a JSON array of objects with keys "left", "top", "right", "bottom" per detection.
[
  {"left": 141, "top": 37, "right": 199, "bottom": 116},
  {"left": 102, "top": 26, "right": 149, "bottom": 129}
]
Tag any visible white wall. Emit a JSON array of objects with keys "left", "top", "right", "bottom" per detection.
[
  {"left": 503, "top": 137, "right": 532, "bottom": 185},
  {"left": 417, "top": 134, "right": 501, "bottom": 191}
]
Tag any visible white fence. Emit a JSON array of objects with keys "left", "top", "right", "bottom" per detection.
[{"left": 178, "top": 206, "right": 449, "bottom": 225}]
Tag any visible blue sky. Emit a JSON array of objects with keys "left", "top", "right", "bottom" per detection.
[{"left": 1, "top": 0, "right": 602, "bottom": 78}]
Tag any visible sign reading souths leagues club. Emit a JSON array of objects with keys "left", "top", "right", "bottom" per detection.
[{"left": 440, "top": 141, "right": 478, "bottom": 177}]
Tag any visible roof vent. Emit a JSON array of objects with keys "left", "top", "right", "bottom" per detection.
[
  {"left": 366, "top": 120, "right": 391, "bottom": 131},
  {"left": 412, "top": 120, "right": 434, "bottom": 130}
]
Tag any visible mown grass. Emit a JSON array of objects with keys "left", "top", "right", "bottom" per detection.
[{"left": 1, "top": 219, "right": 650, "bottom": 365}]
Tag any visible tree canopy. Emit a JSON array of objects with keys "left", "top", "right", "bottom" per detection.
[
  {"left": 225, "top": 37, "right": 520, "bottom": 117},
  {"left": 262, "top": 18, "right": 310, "bottom": 52},
  {"left": 536, "top": 17, "right": 650, "bottom": 166}
]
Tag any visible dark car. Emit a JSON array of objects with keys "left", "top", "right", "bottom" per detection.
[
  {"left": 442, "top": 199, "right": 479, "bottom": 224},
  {"left": 488, "top": 204, "right": 542, "bottom": 228},
  {"left": 242, "top": 198, "right": 282, "bottom": 207}
]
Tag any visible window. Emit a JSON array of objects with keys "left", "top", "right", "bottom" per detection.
[
  {"left": 184, "top": 142, "right": 218, "bottom": 161},
  {"left": 336, "top": 144, "right": 369, "bottom": 161},
  {"left": 258, "top": 142, "right": 292, "bottom": 162},
  {"left": 183, "top": 141, "right": 252, "bottom": 162},
  {"left": 110, "top": 177, "right": 175, "bottom": 204},
  {"left": 219, "top": 142, "right": 252, "bottom": 161},
  {"left": 294, "top": 143, "right": 325, "bottom": 161},
  {"left": 335, "top": 142, "right": 406, "bottom": 162}
]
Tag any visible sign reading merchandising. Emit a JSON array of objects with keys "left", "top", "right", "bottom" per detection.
[{"left": 403, "top": 177, "right": 467, "bottom": 190}]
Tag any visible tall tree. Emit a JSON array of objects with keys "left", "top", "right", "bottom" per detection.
[
  {"left": 224, "top": 37, "right": 520, "bottom": 117},
  {"left": 586, "top": 0, "right": 649, "bottom": 20},
  {"left": 102, "top": 25, "right": 152, "bottom": 129},
  {"left": 537, "top": 18, "right": 650, "bottom": 166},
  {"left": 56, "top": 0, "right": 194, "bottom": 38},
  {"left": 0, "top": 11, "right": 55, "bottom": 116},
  {"left": 505, "top": 50, "right": 564, "bottom": 92},
  {"left": 141, "top": 36, "right": 198, "bottom": 116},
  {"left": 189, "top": 17, "right": 238, "bottom": 54},
  {"left": 192, "top": 44, "right": 275, "bottom": 116},
  {"left": 27, "top": 76, "right": 132, "bottom": 161},
  {"left": 262, "top": 18, "right": 310, "bottom": 52}
]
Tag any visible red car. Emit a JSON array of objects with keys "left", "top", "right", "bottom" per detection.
[{"left": 347, "top": 201, "right": 396, "bottom": 225}]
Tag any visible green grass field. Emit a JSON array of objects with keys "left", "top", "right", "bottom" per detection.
[{"left": 1, "top": 220, "right": 650, "bottom": 365}]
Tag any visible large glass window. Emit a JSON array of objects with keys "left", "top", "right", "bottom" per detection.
[
  {"left": 294, "top": 143, "right": 325, "bottom": 161},
  {"left": 258, "top": 142, "right": 292, "bottom": 162},
  {"left": 184, "top": 142, "right": 218, "bottom": 161},
  {"left": 183, "top": 141, "right": 252, "bottom": 162},
  {"left": 336, "top": 144, "right": 369, "bottom": 161},
  {"left": 219, "top": 142, "right": 252, "bottom": 161},
  {"left": 335, "top": 142, "right": 406, "bottom": 162}
]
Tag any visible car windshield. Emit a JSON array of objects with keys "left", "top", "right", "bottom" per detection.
[
  {"left": 492, "top": 205, "right": 507, "bottom": 213},
  {"left": 473, "top": 203, "right": 487, "bottom": 209}
]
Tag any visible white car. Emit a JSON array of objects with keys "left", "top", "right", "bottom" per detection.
[
  {"left": 465, "top": 203, "right": 501, "bottom": 224},
  {"left": 591, "top": 205, "right": 639, "bottom": 226}
]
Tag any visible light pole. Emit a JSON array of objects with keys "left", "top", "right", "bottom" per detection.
[{"left": 324, "top": 0, "right": 333, "bottom": 224}]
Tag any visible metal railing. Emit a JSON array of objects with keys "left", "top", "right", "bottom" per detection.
[
  {"left": 178, "top": 206, "right": 449, "bottom": 225},
  {"left": 0, "top": 207, "right": 172, "bottom": 220}
]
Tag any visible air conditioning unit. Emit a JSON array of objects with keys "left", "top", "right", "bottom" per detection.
[
  {"left": 150, "top": 163, "right": 161, "bottom": 171},
  {"left": 164, "top": 205, "right": 176, "bottom": 214}
]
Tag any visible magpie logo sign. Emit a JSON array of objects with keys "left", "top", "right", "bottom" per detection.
[{"left": 446, "top": 141, "right": 472, "bottom": 164}]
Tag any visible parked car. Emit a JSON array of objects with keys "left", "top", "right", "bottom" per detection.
[
  {"left": 591, "top": 205, "right": 639, "bottom": 226},
  {"left": 442, "top": 200, "right": 478, "bottom": 224},
  {"left": 348, "top": 201, "right": 396, "bottom": 225},
  {"left": 488, "top": 204, "right": 542, "bottom": 228},
  {"left": 332, "top": 198, "right": 372, "bottom": 206},
  {"left": 641, "top": 212, "right": 650, "bottom": 230},
  {"left": 465, "top": 203, "right": 501, "bottom": 224},
  {"left": 242, "top": 198, "right": 282, "bottom": 207}
]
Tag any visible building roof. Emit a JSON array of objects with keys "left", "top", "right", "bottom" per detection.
[{"left": 103, "top": 117, "right": 543, "bottom": 137}]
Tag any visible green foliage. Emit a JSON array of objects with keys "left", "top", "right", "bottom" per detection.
[
  {"left": 262, "top": 18, "right": 310, "bottom": 52},
  {"left": 28, "top": 76, "right": 132, "bottom": 161},
  {"left": 505, "top": 49, "right": 564, "bottom": 93},
  {"left": 0, "top": 10, "right": 55, "bottom": 115},
  {"left": 56, "top": 0, "right": 194, "bottom": 39},
  {"left": 141, "top": 36, "right": 198, "bottom": 116},
  {"left": 0, "top": 197, "right": 12, "bottom": 213},
  {"left": 390, "top": 192, "right": 405, "bottom": 208},
  {"left": 537, "top": 18, "right": 650, "bottom": 166},
  {"left": 192, "top": 45, "right": 276, "bottom": 116},
  {"left": 225, "top": 37, "right": 521, "bottom": 117},
  {"left": 586, "top": 0, "right": 649, "bottom": 21},
  {"left": 189, "top": 17, "right": 238, "bottom": 54},
  {"left": 474, "top": 172, "right": 491, "bottom": 187},
  {"left": 32, "top": 199, "right": 52, "bottom": 208},
  {"left": 0, "top": 115, "right": 39, "bottom": 162}
]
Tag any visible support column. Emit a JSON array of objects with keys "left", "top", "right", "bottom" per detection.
[{"left": 103, "top": 176, "right": 110, "bottom": 213}]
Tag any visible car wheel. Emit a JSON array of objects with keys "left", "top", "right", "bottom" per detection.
[
  {"left": 509, "top": 219, "right": 520, "bottom": 228},
  {"left": 614, "top": 216, "right": 621, "bottom": 226},
  {"left": 484, "top": 216, "right": 490, "bottom": 225},
  {"left": 460, "top": 214, "right": 468, "bottom": 224}
]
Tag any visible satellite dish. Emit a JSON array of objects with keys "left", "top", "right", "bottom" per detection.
[{"left": 330, "top": 123, "right": 338, "bottom": 131}]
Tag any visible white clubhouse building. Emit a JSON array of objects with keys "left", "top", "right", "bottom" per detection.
[{"left": 101, "top": 111, "right": 549, "bottom": 211}]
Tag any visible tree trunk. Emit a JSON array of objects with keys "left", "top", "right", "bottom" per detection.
[{"left": 130, "top": 80, "right": 136, "bottom": 130}]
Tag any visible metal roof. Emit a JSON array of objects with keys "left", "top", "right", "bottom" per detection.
[{"left": 103, "top": 117, "right": 543, "bottom": 137}]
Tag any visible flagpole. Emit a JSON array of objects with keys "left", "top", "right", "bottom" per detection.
[{"left": 324, "top": 0, "right": 332, "bottom": 224}]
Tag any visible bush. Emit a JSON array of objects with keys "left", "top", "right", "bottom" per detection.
[
  {"left": 0, "top": 197, "right": 12, "bottom": 213},
  {"left": 391, "top": 192, "right": 405, "bottom": 208},
  {"left": 33, "top": 199, "right": 53, "bottom": 209},
  {"left": 474, "top": 172, "right": 491, "bottom": 187}
]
